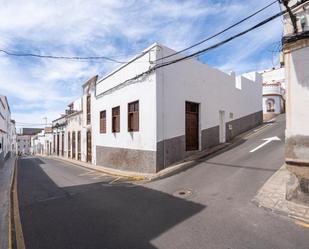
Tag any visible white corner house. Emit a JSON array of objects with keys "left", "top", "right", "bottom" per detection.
[
  {"left": 91, "top": 43, "right": 263, "bottom": 173},
  {"left": 261, "top": 67, "right": 286, "bottom": 120}
]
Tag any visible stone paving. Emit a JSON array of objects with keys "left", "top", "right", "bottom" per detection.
[{"left": 253, "top": 164, "right": 309, "bottom": 223}]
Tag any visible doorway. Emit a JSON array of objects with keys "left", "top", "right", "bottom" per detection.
[
  {"left": 72, "top": 131, "right": 76, "bottom": 159},
  {"left": 219, "top": 110, "right": 226, "bottom": 143},
  {"left": 185, "top": 101, "right": 199, "bottom": 151},
  {"left": 56, "top": 133, "right": 60, "bottom": 156},
  {"left": 86, "top": 131, "right": 92, "bottom": 163},
  {"left": 77, "top": 131, "right": 81, "bottom": 161}
]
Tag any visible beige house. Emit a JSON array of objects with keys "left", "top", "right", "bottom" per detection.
[{"left": 282, "top": 0, "right": 309, "bottom": 204}]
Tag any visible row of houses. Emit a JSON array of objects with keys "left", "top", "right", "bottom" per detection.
[
  {"left": 32, "top": 43, "right": 265, "bottom": 174},
  {"left": 0, "top": 95, "right": 17, "bottom": 164}
]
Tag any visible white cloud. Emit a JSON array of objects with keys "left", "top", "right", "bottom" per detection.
[{"left": 0, "top": 0, "right": 283, "bottom": 124}]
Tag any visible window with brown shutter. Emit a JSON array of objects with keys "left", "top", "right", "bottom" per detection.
[
  {"left": 128, "top": 101, "right": 139, "bottom": 132},
  {"left": 100, "top": 110, "right": 106, "bottom": 133},
  {"left": 112, "top": 106, "right": 120, "bottom": 133}
]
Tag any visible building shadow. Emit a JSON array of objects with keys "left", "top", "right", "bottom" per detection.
[{"left": 17, "top": 158, "right": 205, "bottom": 249}]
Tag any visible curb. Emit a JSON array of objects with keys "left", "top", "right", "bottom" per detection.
[
  {"left": 8, "top": 158, "right": 16, "bottom": 249},
  {"left": 252, "top": 197, "right": 309, "bottom": 224},
  {"left": 41, "top": 156, "right": 149, "bottom": 181},
  {"left": 39, "top": 120, "right": 272, "bottom": 183}
]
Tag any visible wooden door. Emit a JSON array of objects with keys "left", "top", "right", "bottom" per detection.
[
  {"left": 61, "top": 133, "right": 64, "bottom": 156},
  {"left": 72, "top": 131, "right": 76, "bottom": 159},
  {"left": 77, "top": 131, "right": 81, "bottom": 160},
  {"left": 185, "top": 102, "right": 199, "bottom": 151},
  {"left": 86, "top": 131, "right": 92, "bottom": 163},
  {"left": 57, "top": 133, "right": 60, "bottom": 156}
]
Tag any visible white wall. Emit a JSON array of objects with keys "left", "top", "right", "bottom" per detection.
[
  {"left": 262, "top": 67, "right": 285, "bottom": 86},
  {"left": 17, "top": 135, "right": 31, "bottom": 154},
  {"left": 156, "top": 45, "right": 262, "bottom": 143},
  {"left": 285, "top": 45, "right": 309, "bottom": 137},
  {"left": 66, "top": 112, "right": 83, "bottom": 160},
  {"left": 92, "top": 72, "right": 157, "bottom": 164},
  {"left": 263, "top": 96, "right": 281, "bottom": 114},
  {"left": 0, "top": 95, "right": 11, "bottom": 157}
]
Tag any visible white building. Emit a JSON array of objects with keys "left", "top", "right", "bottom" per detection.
[
  {"left": 65, "top": 98, "right": 83, "bottom": 161},
  {"left": 51, "top": 75, "right": 97, "bottom": 163},
  {"left": 282, "top": 0, "right": 309, "bottom": 203},
  {"left": 31, "top": 127, "right": 53, "bottom": 155},
  {"left": 17, "top": 135, "right": 31, "bottom": 155},
  {"left": 91, "top": 43, "right": 263, "bottom": 173},
  {"left": 261, "top": 67, "right": 285, "bottom": 120},
  {"left": 0, "top": 95, "right": 14, "bottom": 161},
  {"left": 52, "top": 114, "right": 67, "bottom": 157}
]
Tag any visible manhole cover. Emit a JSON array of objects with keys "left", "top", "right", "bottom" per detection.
[{"left": 173, "top": 189, "right": 193, "bottom": 198}]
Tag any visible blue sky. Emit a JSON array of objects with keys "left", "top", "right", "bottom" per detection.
[{"left": 0, "top": 0, "right": 283, "bottom": 128}]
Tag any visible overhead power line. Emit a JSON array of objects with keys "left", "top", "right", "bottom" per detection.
[
  {"left": 0, "top": 49, "right": 125, "bottom": 64},
  {"left": 97, "top": 0, "right": 303, "bottom": 98},
  {"left": 155, "top": 0, "right": 278, "bottom": 62}
]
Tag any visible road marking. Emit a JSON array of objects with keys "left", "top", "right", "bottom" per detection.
[
  {"left": 250, "top": 136, "right": 281, "bottom": 153},
  {"left": 109, "top": 176, "right": 122, "bottom": 184},
  {"left": 78, "top": 171, "right": 96, "bottom": 176},
  {"left": 92, "top": 174, "right": 108, "bottom": 179},
  {"left": 295, "top": 221, "right": 309, "bottom": 228}
]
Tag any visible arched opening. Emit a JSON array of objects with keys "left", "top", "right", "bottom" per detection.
[{"left": 266, "top": 98, "right": 275, "bottom": 112}]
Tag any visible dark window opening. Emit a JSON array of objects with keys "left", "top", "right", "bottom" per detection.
[
  {"left": 128, "top": 101, "right": 139, "bottom": 132},
  {"left": 112, "top": 106, "right": 120, "bottom": 133}
]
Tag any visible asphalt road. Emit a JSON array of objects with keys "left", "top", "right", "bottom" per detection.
[{"left": 17, "top": 115, "right": 309, "bottom": 249}]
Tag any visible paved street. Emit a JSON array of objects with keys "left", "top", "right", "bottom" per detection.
[{"left": 17, "top": 115, "right": 309, "bottom": 249}]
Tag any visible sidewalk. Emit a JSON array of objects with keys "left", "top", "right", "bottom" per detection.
[
  {"left": 0, "top": 156, "right": 16, "bottom": 249},
  {"left": 253, "top": 164, "right": 309, "bottom": 223}
]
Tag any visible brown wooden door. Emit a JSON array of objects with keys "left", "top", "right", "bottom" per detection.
[
  {"left": 61, "top": 133, "right": 64, "bottom": 156},
  {"left": 185, "top": 102, "right": 199, "bottom": 151},
  {"left": 77, "top": 131, "right": 81, "bottom": 160},
  {"left": 87, "top": 131, "right": 92, "bottom": 163},
  {"left": 72, "top": 131, "right": 76, "bottom": 159},
  {"left": 57, "top": 133, "right": 60, "bottom": 156}
]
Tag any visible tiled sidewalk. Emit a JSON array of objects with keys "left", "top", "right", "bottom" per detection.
[
  {"left": 0, "top": 156, "right": 16, "bottom": 249},
  {"left": 253, "top": 164, "right": 309, "bottom": 223}
]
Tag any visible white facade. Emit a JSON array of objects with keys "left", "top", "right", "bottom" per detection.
[
  {"left": 31, "top": 128, "right": 53, "bottom": 155},
  {"left": 17, "top": 135, "right": 31, "bottom": 155},
  {"left": 0, "top": 95, "right": 16, "bottom": 160},
  {"left": 261, "top": 67, "right": 285, "bottom": 119},
  {"left": 92, "top": 43, "right": 263, "bottom": 173},
  {"left": 282, "top": 0, "right": 309, "bottom": 203}
]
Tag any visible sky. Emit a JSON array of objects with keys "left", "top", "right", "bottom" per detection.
[{"left": 0, "top": 0, "right": 283, "bottom": 129}]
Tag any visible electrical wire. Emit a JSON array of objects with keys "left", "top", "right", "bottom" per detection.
[
  {"left": 0, "top": 49, "right": 125, "bottom": 64},
  {"left": 155, "top": 0, "right": 278, "bottom": 62},
  {"left": 97, "top": 0, "right": 304, "bottom": 98}
]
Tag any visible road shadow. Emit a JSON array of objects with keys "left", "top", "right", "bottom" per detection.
[{"left": 17, "top": 157, "right": 205, "bottom": 249}]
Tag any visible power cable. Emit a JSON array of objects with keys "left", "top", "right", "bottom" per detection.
[
  {"left": 97, "top": 0, "right": 304, "bottom": 98},
  {"left": 155, "top": 0, "right": 278, "bottom": 62},
  {"left": 0, "top": 49, "right": 125, "bottom": 64}
]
